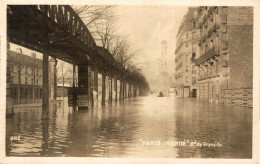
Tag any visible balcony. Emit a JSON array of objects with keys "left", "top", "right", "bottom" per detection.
[
  {"left": 190, "top": 57, "right": 196, "bottom": 63},
  {"left": 195, "top": 46, "right": 220, "bottom": 66},
  {"left": 201, "top": 14, "right": 210, "bottom": 26},
  {"left": 175, "top": 37, "right": 189, "bottom": 54},
  {"left": 208, "top": 23, "right": 220, "bottom": 37},
  {"left": 175, "top": 62, "right": 183, "bottom": 71},
  {"left": 199, "top": 33, "right": 208, "bottom": 45},
  {"left": 208, "top": 7, "right": 218, "bottom": 15},
  {"left": 175, "top": 34, "right": 200, "bottom": 54},
  {"left": 199, "top": 74, "right": 220, "bottom": 81}
]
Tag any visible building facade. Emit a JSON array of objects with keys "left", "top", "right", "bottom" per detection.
[
  {"left": 7, "top": 49, "right": 54, "bottom": 104},
  {"left": 195, "top": 7, "right": 253, "bottom": 107},
  {"left": 175, "top": 7, "right": 200, "bottom": 97}
]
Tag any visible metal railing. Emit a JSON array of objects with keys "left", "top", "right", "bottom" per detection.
[
  {"left": 175, "top": 62, "right": 183, "bottom": 71},
  {"left": 208, "top": 23, "right": 220, "bottom": 37},
  {"left": 195, "top": 46, "right": 220, "bottom": 66},
  {"left": 36, "top": 5, "right": 96, "bottom": 50}
]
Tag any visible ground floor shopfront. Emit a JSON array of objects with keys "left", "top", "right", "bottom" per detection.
[
  {"left": 176, "top": 85, "right": 199, "bottom": 98},
  {"left": 198, "top": 77, "right": 221, "bottom": 103},
  {"left": 198, "top": 77, "right": 253, "bottom": 107}
]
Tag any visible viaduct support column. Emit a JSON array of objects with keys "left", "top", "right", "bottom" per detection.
[
  {"left": 49, "top": 58, "right": 56, "bottom": 101},
  {"left": 119, "top": 80, "right": 122, "bottom": 100},
  {"left": 6, "top": 63, "right": 14, "bottom": 117},
  {"left": 101, "top": 73, "right": 106, "bottom": 105},
  {"left": 122, "top": 81, "right": 125, "bottom": 100},
  {"left": 42, "top": 50, "right": 49, "bottom": 120},
  {"left": 72, "top": 63, "right": 76, "bottom": 107},
  {"left": 54, "top": 59, "right": 57, "bottom": 100},
  {"left": 88, "top": 65, "right": 93, "bottom": 107},
  {"left": 114, "top": 76, "right": 118, "bottom": 102},
  {"left": 91, "top": 66, "right": 98, "bottom": 106},
  {"left": 109, "top": 76, "right": 113, "bottom": 104},
  {"left": 78, "top": 64, "right": 88, "bottom": 109}
]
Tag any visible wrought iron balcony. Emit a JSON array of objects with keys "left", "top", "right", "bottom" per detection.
[
  {"left": 208, "top": 6, "right": 218, "bottom": 15},
  {"left": 175, "top": 37, "right": 189, "bottom": 54},
  {"left": 199, "top": 33, "right": 208, "bottom": 45},
  {"left": 175, "top": 62, "right": 183, "bottom": 71},
  {"left": 195, "top": 46, "right": 220, "bottom": 66},
  {"left": 202, "top": 14, "right": 208, "bottom": 25},
  {"left": 208, "top": 23, "right": 220, "bottom": 37}
]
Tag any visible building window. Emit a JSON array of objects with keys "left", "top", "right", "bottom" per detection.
[
  {"left": 193, "top": 21, "right": 196, "bottom": 28},
  {"left": 192, "top": 32, "right": 196, "bottom": 39},
  {"left": 186, "top": 66, "right": 188, "bottom": 72},
  {"left": 25, "top": 88, "right": 28, "bottom": 98},
  {"left": 31, "top": 78, "right": 33, "bottom": 85},
  {"left": 192, "top": 77, "right": 196, "bottom": 85},
  {"left": 192, "top": 66, "right": 195, "bottom": 74},
  {"left": 215, "top": 36, "right": 219, "bottom": 46},
  {"left": 10, "top": 64, "right": 13, "bottom": 72},
  {"left": 186, "top": 33, "right": 188, "bottom": 38},
  {"left": 25, "top": 67, "right": 27, "bottom": 74},
  {"left": 186, "top": 44, "right": 188, "bottom": 48},
  {"left": 216, "top": 62, "right": 219, "bottom": 74},
  {"left": 25, "top": 77, "right": 28, "bottom": 85},
  {"left": 205, "top": 45, "right": 208, "bottom": 52}
]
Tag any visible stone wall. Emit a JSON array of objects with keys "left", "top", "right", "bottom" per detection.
[
  {"left": 222, "top": 88, "right": 252, "bottom": 107},
  {"left": 228, "top": 25, "right": 253, "bottom": 89}
]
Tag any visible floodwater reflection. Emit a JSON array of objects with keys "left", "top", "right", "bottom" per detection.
[{"left": 6, "top": 96, "right": 252, "bottom": 158}]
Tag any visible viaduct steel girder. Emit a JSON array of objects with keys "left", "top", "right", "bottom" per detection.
[
  {"left": 7, "top": 5, "right": 148, "bottom": 88},
  {"left": 7, "top": 5, "right": 99, "bottom": 65}
]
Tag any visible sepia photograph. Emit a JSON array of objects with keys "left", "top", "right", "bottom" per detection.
[{"left": 0, "top": 0, "right": 260, "bottom": 163}]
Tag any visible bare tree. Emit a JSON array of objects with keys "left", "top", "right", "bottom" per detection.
[
  {"left": 110, "top": 39, "right": 141, "bottom": 100},
  {"left": 56, "top": 61, "right": 72, "bottom": 98},
  {"left": 14, "top": 48, "right": 24, "bottom": 104},
  {"left": 67, "top": 65, "right": 78, "bottom": 87},
  {"left": 92, "top": 11, "right": 118, "bottom": 105},
  {"left": 71, "top": 5, "right": 118, "bottom": 105},
  {"left": 73, "top": 5, "right": 113, "bottom": 29},
  {"left": 74, "top": 5, "right": 140, "bottom": 103}
]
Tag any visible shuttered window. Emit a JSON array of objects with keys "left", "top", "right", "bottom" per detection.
[{"left": 221, "top": 15, "right": 227, "bottom": 23}]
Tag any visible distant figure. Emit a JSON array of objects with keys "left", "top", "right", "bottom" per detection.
[{"left": 158, "top": 91, "right": 165, "bottom": 97}]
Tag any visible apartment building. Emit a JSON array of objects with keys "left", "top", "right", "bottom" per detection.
[
  {"left": 7, "top": 49, "right": 55, "bottom": 104},
  {"left": 195, "top": 6, "right": 253, "bottom": 107},
  {"left": 175, "top": 7, "right": 200, "bottom": 97}
]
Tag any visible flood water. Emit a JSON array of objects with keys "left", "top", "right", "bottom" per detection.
[{"left": 6, "top": 95, "right": 252, "bottom": 158}]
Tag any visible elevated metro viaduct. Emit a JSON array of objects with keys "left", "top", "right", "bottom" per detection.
[{"left": 7, "top": 5, "right": 149, "bottom": 118}]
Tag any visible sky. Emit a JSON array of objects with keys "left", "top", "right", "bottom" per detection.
[
  {"left": 114, "top": 6, "right": 188, "bottom": 81},
  {"left": 9, "top": 6, "right": 189, "bottom": 85}
]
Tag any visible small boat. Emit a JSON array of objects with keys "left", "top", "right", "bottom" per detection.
[{"left": 158, "top": 91, "right": 166, "bottom": 97}]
